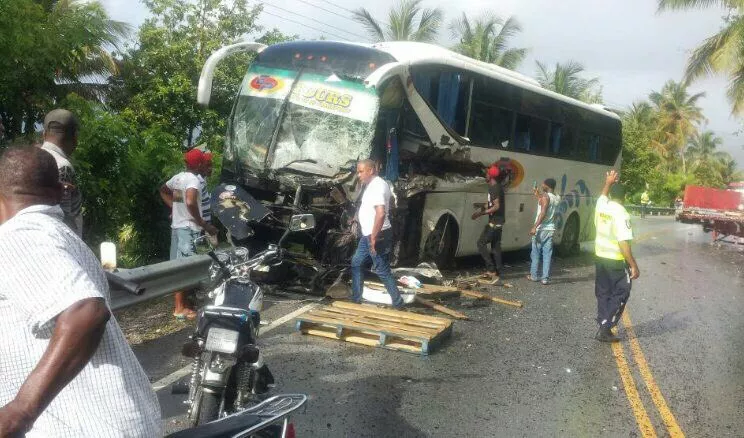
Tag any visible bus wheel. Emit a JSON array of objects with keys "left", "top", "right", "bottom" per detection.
[
  {"left": 423, "top": 216, "right": 457, "bottom": 269},
  {"left": 558, "top": 213, "right": 580, "bottom": 256}
]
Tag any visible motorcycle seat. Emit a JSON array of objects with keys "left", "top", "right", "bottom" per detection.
[
  {"left": 165, "top": 410, "right": 264, "bottom": 438},
  {"left": 164, "top": 394, "right": 307, "bottom": 438}
]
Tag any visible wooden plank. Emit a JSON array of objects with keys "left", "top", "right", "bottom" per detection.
[
  {"left": 331, "top": 301, "right": 451, "bottom": 326},
  {"left": 414, "top": 296, "right": 469, "bottom": 320},
  {"left": 316, "top": 306, "right": 446, "bottom": 331},
  {"left": 298, "top": 314, "right": 434, "bottom": 340},
  {"left": 304, "top": 310, "right": 441, "bottom": 338},
  {"left": 460, "top": 290, "right": 523, "bottom": 308},
  {"left": 301, "top": 326, "right": 425, "bottom": 354},
  {"left": 308, "top": 311, "right": 442, "bottom": 336}
]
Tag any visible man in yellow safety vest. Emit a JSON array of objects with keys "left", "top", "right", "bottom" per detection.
[
  {"left": 594, "top": 170, "right": 640, "bottom": 342},
  {"left": 640, "top": 189, "right": 650, "bottom": 218}
]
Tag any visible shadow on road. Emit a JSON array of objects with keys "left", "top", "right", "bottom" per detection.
[
  {"left": 266, "top": 347, "right": 431, "bottom": 438},
  {"left": 626, "top": 311, "right": 691, "bottom": 339}
]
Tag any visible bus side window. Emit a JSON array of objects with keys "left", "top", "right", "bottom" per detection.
[
  {"left": 515, "top": 114, "right": 548, "bottom": 153},
  {"left": 589, "top": 134, "right": 600, "bottom": 162},
  {"left": 470, "top": 101, "right": 514, "bottom": 149},
  {"left": 549, "top": 123, "right": 563, "bottom": 156}
]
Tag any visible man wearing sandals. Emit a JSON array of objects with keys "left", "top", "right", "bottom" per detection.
[
  {"left": 160, "top": 148, "right": 218, "bottom": 320},
  {"left": 472, "top": 165, "right": 506, "bottom": 283}
]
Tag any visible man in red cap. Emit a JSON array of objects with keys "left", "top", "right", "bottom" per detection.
[
  {"left": 159, "top": 148, "right": 218, "bottom": 319},
  {"left": 471, "top": 164, "right": 506, "bottom": 283}
]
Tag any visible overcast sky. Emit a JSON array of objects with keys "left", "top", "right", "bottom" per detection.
[{"left": 102, "top": 0, "right": 744, "bottom": 167}]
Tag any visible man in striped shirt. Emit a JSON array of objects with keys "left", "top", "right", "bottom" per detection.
[
  {"left": 0, "top": 147, "right": 162, "bottom": 437},
  {"left": 197, "top": 150, "right": 213, "bottom": 224}
]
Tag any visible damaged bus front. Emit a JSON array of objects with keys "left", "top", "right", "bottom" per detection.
[{"left": 199, "top": 41, "right": 428, "bottom": 284}]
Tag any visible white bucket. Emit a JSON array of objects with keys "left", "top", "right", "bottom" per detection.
[{"left": 100, "top": 242, "right": 117, "bottom": 271}]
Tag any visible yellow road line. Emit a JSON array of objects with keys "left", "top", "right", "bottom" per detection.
[
  {"left": 622, "top": 312, "right": 685, "bottom": 437},
  {"left": 610, "top": 339, "right": 658, "bottom": 438}
]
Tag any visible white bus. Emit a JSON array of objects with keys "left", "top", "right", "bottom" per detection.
[{"left": 198, "top": 40, "right": 621, "bottom": 268}]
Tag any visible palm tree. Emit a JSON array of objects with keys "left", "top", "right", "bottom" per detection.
[
  {"left": 535, "top": 61, "right": 603, "bottom": 103},
  {"left": 717, "top": 153, "right": 744, "bottom": 184},
  {"left": 626, "top": 101, "right": 656, "bottom": 127},
  {"left": 352, "top": 0, "right": 443, "bottom": 42},
  {"left": 686, "top": 130, "right": 727, "bottom": 170},
  {"left": 649, "top": 80, "right": 706, "bottom": 173},
  {"left": 658, "top": 1, "right": 744, "bottom": 114},
  {"left": 449, "top": 13, "right": 528, "bottom": 70}
]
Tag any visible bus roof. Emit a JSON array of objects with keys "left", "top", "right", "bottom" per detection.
[
  {"left": 369, "top": 41, "right": 621, "bottom": 121},
  {"left": 251, "top": 40, "right": 621, "bottom": 121}
]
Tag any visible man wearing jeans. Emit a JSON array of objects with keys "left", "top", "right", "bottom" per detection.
[
  {"left": 160, "top": 148, "right": 218, "bottom": 319},
  {"left": 472, "top": 165, "right": 506, "bottom": 283},
  {"left": 528, "top": 178, "right": 560, "bottom": 285},
  {"left": 350, "top": 159, "right": 404, "bottom": 308}
]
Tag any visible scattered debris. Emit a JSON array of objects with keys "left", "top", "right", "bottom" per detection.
[{"left": 414, "top": 296, "right": 469, "bottom": 320}]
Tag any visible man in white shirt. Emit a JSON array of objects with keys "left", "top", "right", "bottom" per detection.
[
  {"left": 159, "top": 148, "right": 218, "bottom": 320},
  {"left": 0, "top": 146, "right": 162, "bottom": 437},
  {"left": 40, "top": 109, "right": 83, "bottom": 236},
  {"left": 350, "top": 159, "right": 404, "bottom": 308}
]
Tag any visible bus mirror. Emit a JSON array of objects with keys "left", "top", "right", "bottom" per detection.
[{"left": 198, "top": 41, "right": 267, "bottom": 106}]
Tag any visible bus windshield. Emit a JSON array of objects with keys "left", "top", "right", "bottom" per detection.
[{"left": 228, "top": 65, "right": 379, "bottom": 174}]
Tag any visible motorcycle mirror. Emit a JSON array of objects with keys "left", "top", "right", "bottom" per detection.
[
  {"left": 289, "top": 214, "right": 315, "bottom": 232},
  {"left": 193, "top": 235, "right": 213, "bottom": 253}
]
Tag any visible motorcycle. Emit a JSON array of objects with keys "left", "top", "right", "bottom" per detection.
[
  {"left": 180, "top": 213, "right": 316, "bottom": 427},
  {"left": 166, "top": 394, "right": 307, "bottom": 438}
]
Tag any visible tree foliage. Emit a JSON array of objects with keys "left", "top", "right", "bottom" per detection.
[
  {"left": 535, "top": 61, "right": 603, "bottom": 103},
  {"left": 0, "top": 0, "right": 129, "bottom": 139},
  {"left": 621, "top": 82, "right": 741, "bottom": 206},
  {"left": 352, "top": 0, "right": 443, "bottom": 42},
  {"left": 649, "top": 80, "right": 705, "bottom": 173},
  {"left": 658, "top": 0, "right": 744, "bottom": 114},
  {"left": 449, "top": 13, "right": 528, "bottom": 70},
  {"left": 109, "top": 0, "right": 294, "bottom": 149}
]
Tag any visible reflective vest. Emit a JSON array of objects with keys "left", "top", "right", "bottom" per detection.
[
  {"left": 594, "top": 195, "right": 633, "bottom": 260},
  {"left": 640, "top": 192, "right": 649, "bottom": 204}
]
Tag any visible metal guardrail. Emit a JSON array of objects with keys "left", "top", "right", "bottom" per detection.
[
  {"left": 109, "top": 255, "right": 211, "bottom": 311},
  {"left": 625, "top": 204, "right": 677, "bottom": 216}
]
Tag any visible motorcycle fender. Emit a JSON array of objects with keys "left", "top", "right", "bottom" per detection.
[{"left": 202, "top": 367, "right": 230, "bottom": 387}]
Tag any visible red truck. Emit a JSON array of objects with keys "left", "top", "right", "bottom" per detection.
[{"left": 678, "top": 183, "right": 744, "bottom": 242}]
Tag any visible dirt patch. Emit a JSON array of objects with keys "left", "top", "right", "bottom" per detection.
[{"left": 114, "top": 295, "right": 195, "bottom": 345}]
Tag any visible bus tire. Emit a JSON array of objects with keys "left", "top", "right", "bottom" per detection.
[
  {"left": 558, "top": 213, "right": 580, "bottom": 256},
  {"left": 423, "top": 216, "right": 457, "bottom": 269}
]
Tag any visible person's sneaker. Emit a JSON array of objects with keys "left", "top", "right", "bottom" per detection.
[
  {"left": 541, "top": 278, "right": 550, "bottom": 285},
  {"left": 595, "top": 326, "right": 620, "bottom": 343}
]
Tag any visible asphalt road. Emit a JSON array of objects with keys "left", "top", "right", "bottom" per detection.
[{"left": 138, "top": 217, "right": 744, "bottom": 437}]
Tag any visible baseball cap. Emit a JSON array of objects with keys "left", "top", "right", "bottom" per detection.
[
  {"left": 184, "top": 148, "right": 205, "bottom": 169},
  {"left": 487, "top": 165, "right": 500, "bottom": 180},
  {"left": 44, "top": 109, "right": 79, "bottom": 135}
]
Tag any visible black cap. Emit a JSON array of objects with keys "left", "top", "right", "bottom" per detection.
[
  {"left": 609, "top": 183, "right": 626, "bottom": 201},
  {"left": 543, "top": 178, "right": 557, "bottom": 190}
]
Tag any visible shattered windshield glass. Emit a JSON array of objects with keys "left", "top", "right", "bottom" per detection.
[{"left": 228, "top": 65, "right": 379, "bottom": 174}]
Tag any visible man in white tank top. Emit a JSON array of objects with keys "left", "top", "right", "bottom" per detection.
[{"left": 528, "top": 178, "right": 560, "bottom": 285}]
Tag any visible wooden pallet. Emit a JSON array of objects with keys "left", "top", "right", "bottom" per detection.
[{"left": 295, "top": 301, "right": 453, "bottom": 355}]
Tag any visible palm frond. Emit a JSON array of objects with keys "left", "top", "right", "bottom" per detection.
[
  {"left": 657, "top": 0, "right": 733, "bottom": 12},
  {"left": 413, "top": 7, "right": 443, "bottom": 42},
  {"left": 352, "top": 8, "right": 386, "bottom": 42},
  {"left": 497, "top": 47, "right": 528, "bottom": 70}
]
